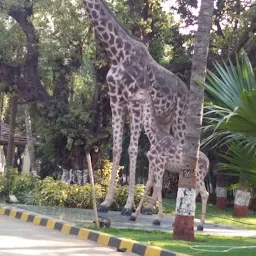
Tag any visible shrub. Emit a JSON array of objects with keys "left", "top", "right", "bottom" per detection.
[
  {"left": 94, "top": 159, "right": 123, "bottom": 194},
  {"left": 0, "top": 168, "right": 18, "bottom": 201},
  {"left": 12, "top": 174, "right": 41, "bottom": 203},
  {"left": 111, "top": 184, "right": 145, "bottom": 211}
]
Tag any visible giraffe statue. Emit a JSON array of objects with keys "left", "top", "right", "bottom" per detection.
[
  {"left": 83, "top": 0, "right": 189, "bottom": 215},
  {"left": 128, "top": 87, "right": 209, "bottom": 230}
]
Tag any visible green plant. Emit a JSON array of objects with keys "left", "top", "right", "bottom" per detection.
[
  {"left": 94, "top": 159, "right": 123, "bottom": 194},
  {"left": 111, "top": 184, "right": 145, "bottom": 211},
  {"left": 0, "top": 167, "right": 18, "bottom": 200}
]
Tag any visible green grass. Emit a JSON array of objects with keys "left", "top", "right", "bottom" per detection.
[
  {"left": 162, "top": 198, "right": 256, "bottom": 229},
  {"left": 95, "top": 228, "right": 256, "bottom": 256}
]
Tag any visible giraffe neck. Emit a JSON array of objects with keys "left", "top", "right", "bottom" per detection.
[
  {"left": 83, "top": 0, "right": 135, "bottom": 65},
  {"left": 142, "top": 97, "right": 161, "bottom": 145}
]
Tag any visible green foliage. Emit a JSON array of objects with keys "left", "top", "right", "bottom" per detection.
[
  {"left": 94, "top": 158, "right": 123, "bottom": 194},
  {"left": 0, "top": 167, "right": 18, "bottom": 200},
  {"left": 201, "top": 53, "right": 256, "bottom": 151},
  {"left": 111, "top": 185, "right": 145, "bottom": 211},
  {"left": 1, "top": 172, "right": 145, "bottom": 211}
]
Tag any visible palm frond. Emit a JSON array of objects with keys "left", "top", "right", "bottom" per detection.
[
  {"left": 217, "top": 142, "right": 256, "bottom": 189},
  {"left": 200, "top": 53, "right": 256, "bottom": 150}
]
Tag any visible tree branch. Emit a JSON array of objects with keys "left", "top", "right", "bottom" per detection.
[{"left": 1, "top": 2, "right": 51, "bottom": 102}]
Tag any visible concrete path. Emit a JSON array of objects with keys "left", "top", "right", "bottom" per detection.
[
  {"left": 0, "top": 214, "right": 134, "bottom": 256},
  {"left": 11, "top": 204, "right": 256, "bottom": 238}
]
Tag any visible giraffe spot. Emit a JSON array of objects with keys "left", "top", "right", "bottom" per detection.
[
  {"left": 109, "top": 33, "right": 115, "bottom": 44},
  {"left": 98, "top": 26, "right": 105, "bottom": 32},
  {"left": 116, "top": 38, "right": 123, "bottom": 48},
  {"left": 111, "top": 96, "right": 117, "bottom": 103},
  {"left": 100, "top": 18, "right": 108, "bottom": 26},
  {"left": 91, "top": 10, "right": 99, "bottom": 19},
  {"left": 123, "top": 73, "right": 134, "bottom": 85},
  {"left": 181, "top": 139, "right": 185, "bottom": 144},
  {"left": 110, "top": 46, "right": 117, "bottom": 55},
  {"left": 94, "top": 3, "right": 100, "bottom": 9},
  {"left": 102, "top": 32, "right": 109, "bottom": 41},
  {"left": 133, "top": 109, "right": 140, "bottom": 117},
  {"left": 93, "top": 20, "right": 99, "bottom": 26},
  {"left": 107, "top": 23, "right": 113, "bottom": 32},
  {"left": 123, "top": 91, "right": 129, "bottom": 100},
  {"left": 118, "top": 50, "right": 124, "bottom": 61},
  {"left": 114, "top": 27, "right": 119, "bottom": 36},
  {"left": 111, "top": 67, "right": 117, "bottom": 74},
  {"left": 113, "top": 110, "right": 117, "bottom": 116},
  {"left": 99, "top": 8, "right": 106, "bottom": 16},
  {"left": 88, "top": 3, "right": 93, "bottom": 9},
  {"left": 107, "top": 75, "right": 115, "bottom": 85},
  {"left": 182, "top": 124, "right": 186, "bottom": 130},
  {"left": 124, "top": 42, "right": 132, "bottom": 52},
  {"left": 176, "top": 155, "right": 181, "bottom": 160}
]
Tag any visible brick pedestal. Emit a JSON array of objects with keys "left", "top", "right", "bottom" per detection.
[
  {"left": 216, "top": 197, "right": 227, "bottom": 210},
  {"left": 173, "top": 215, "right": 194, "bottom": 241},
  {"left": 233, "top": 205, "right": 248, "bottom": 217}
]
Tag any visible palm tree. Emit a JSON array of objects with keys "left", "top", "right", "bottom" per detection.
[
  {"left": 200, "top": 53, "right": 256, "bottom": 217},
  {"left": 173, "top": 0, "right": 215, "bottom": 241}
]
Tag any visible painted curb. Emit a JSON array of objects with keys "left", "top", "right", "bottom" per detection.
[{"left": 0, "top": 205, "right": 188, "bottom": 256}]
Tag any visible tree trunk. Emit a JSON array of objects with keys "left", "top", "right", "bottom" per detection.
[
  {"left": 7, "top": 95, "right": 18, "bottom": 167},
  {"left": 173, "top": 0, "right": 214, "bottom": 241},
  {"left": 233, "top": 174, "right": 251, "bottom": 217},
  {"left": 24, "top": 105, "right": 37, "bottom": 176},
  {"left": 216, "top": 173, "right": 227, "bottom": 210}
]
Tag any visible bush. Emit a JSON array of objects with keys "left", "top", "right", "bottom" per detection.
[
  {"left": 94, "top": 159, "right": 123, "bottom": 194},
  {"left": 111, "top": 184, "right": 145, "bottom": 211},
  {"left": 0, "top": 168, "right": 19, "bottom": 201},
  {"left": 0, "top": 169, "right": 145, "bottom": 212}
]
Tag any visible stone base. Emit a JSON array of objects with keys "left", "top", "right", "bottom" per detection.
[
  {"left": 173, "top": 215, "right": 194, "bottom": 241},
  {"left": 233, "top": 204, "right": 248, "bottom": 217},
  {"left": 216, "top": 197, "right": 227, "bottom": 210}
]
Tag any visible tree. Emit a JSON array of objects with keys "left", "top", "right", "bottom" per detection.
[
  {"left": 173, "top": 0, "right": 215, "bottom": 241},
  {"left": 6, "top": 94, "right": 17, "bottom": 167}
]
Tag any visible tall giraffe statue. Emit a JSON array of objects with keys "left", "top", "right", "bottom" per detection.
[
  {"left": 128, "top": 87, "right": 209, "bottom": 230},
  {"left": 83, "top": 0, "right": 189, "bottom": 215}
]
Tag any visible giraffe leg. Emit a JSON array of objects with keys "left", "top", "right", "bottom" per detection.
[
  {"left": 130, "top": 175, "right": 154, "bottom": 221},
  {"left": 153, "top": 158, "right": 166, "bottom": 226},
  {"left": 141, "top": 183, "right": 157, "bottom": 215},
  {"left": 196, "top": 154, "right": 209, "bottom": 231},
  {"left": 98, "top": 103, "right": 125, "bottom": 212},
  {"left": 121, "top": 106, "right": 141, "bottom": 216},
  {"left": 196, "top": 177, "right": 209, "bottom": 231}
]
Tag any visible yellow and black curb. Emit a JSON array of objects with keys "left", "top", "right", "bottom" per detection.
[{"left": 0, "top": 205, "right": 187, "bottom": 256}]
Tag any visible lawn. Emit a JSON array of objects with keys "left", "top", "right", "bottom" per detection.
[
  {"left": 97, "top": 228, "right": 256, "bottom": 256},
  {"left": 162, "top": 198, "right": 256, "bottom": 229}
]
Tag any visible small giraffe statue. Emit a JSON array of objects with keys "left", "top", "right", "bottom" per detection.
[
  {"left": 83, "top": 0, "right": 189, "bottom": 215},
  {"left": 128, "top": 88, "right": 209, "bottom": 230}
]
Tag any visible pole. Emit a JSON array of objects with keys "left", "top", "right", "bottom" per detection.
[{"left": 86, "top": 152, "right": 99, "bottom": 228}]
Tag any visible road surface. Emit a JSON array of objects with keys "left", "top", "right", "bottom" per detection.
[{"left": 0, "top": 214, "right": 133, "bottom": 256}]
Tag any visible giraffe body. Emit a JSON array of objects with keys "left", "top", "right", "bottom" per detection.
[
  {"left": 83, "top": 0, "right": 189, "bottom": 215},
  {"left": 129, "top": 88, "right": 209, "bottom": 229}
]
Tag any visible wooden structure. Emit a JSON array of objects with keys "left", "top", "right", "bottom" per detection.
[{"left": 0, "top": 122, "right": 27, "bottom": 146}]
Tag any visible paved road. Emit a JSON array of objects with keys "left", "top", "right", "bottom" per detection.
[{"left": 0, "top": 215, "right": 133, "bottom": 256}]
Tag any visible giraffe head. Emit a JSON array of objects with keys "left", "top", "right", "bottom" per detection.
[{"left": 128, "top": 88, "right": 151, "bottom": 104}]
